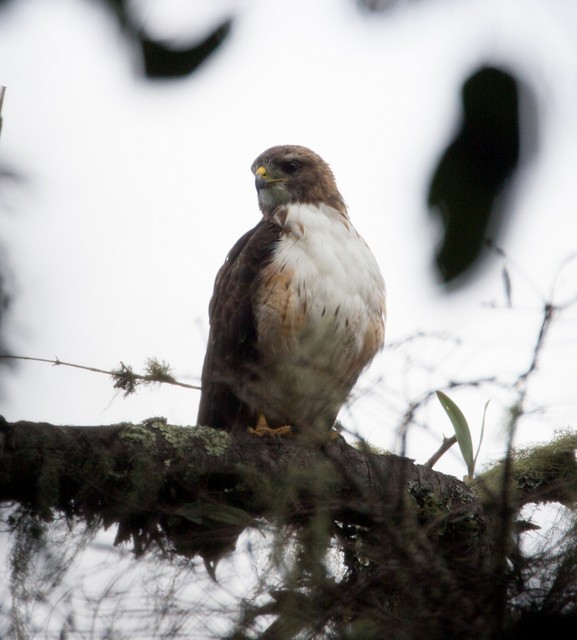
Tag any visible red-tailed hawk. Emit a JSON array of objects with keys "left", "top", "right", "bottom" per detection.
[{"left": 197, "top": 145, "right": 386, "bottom": 436}]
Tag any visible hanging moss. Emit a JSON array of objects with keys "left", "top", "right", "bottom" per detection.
[{"left": 477, "top": 430, "right": 577, "bottom": 507}]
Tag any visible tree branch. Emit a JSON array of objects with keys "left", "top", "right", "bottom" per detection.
[{"left": 0, "top": 416, "right": 486, "bottom": 563}]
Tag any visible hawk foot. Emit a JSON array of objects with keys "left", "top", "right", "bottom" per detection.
[{"left": 248, "top": 414, "right": 293, "bottom": 438}]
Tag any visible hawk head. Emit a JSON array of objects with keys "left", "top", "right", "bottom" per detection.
[{"left": 251, "top": 145, "right": 346, "bottom": 216}]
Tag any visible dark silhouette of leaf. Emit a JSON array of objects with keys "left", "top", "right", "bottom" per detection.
[
  {"left": 139, "top": 19, "right": 232, "bottom": 80},
  {"left": 427, "top": 67, "right": 527, "bottom": 286},
  {"left": 81, "top": 1, "right": 235, "bottom": 80}
]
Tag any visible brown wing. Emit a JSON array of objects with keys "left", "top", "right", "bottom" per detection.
[{"left": 197, "top": 219, "right": 282, "bottom": 431}]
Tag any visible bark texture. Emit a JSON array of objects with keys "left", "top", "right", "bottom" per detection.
[{"left": 0, "top": 416, "right": 486, "bottom": 563}]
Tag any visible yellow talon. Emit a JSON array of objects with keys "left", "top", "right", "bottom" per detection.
[{"left": 248, "top": 414, "right": 293, "bottom": 437}]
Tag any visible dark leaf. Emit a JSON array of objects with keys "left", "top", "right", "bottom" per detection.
[
  {"left": 427, "top": 66, "right": 527, "bottom": 285},
  {"left": 140, "top": 19, "right": 233, "bottom": 80}
]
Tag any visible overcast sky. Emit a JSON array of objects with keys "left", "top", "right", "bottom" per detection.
[{"left": 2, "top": 0, "right": 577, "bottom": 478}]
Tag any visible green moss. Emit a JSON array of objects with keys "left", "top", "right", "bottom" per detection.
[
  {"left": 118, "top": 422, "right": 158, "bottom": 450},
  {"left": 477, "top": 430, "right": 577, "bottom": 506},
  {"left": 406, "top": 480, "right": 480, "bottom": 538},
  {"left": 120, "top": 420, "right": 231, "bottom": 457},
  {"left": 153, "top": 423, "right": 181, "bottom": 447},
  {"left": 351, "top": 439, "right": 392, "bottom": 456},
  {"left": 187, "top": 425, "right": 231, "bottom": 457},
  {"left": 407, "top": 481, "right": 451, "bottom": 516}
]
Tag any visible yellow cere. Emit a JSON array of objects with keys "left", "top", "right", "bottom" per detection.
[{"left": 255, "top": 166, "right": 267, "bottom": 177}]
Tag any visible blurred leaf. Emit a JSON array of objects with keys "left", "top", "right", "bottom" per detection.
[
  {"left": 139, "top": 19, "right": 232, "bottom": 79},
  {"left": 89, "top": 1, "right": 234, "bottom": 80},
  {"left": 427, "top": 66, "right": 524, "bottom": 285},
  {"left": 176, "top": 501, "right": 256, "bottom": 528},
  {"left": 437, "top": 391, "right": 474, "bottom": 478}
]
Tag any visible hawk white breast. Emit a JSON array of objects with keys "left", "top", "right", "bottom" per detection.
[{"left": 197, "top": 145, "right": 386, "bottom": 435}]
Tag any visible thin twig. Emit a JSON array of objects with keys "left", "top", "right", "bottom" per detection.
[
  {"left": 424, "top": 435, "right": 457, "bottom": 469},
  {"left": 0, "top": 354, "right": 201, "bottom": 392},
  {"left": 492, "top": 299, "right": 557, "bottom": 632}
]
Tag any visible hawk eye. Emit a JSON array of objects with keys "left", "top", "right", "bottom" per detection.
[{"left": 280, "top": 160, "right": 300, "bottom": 174}]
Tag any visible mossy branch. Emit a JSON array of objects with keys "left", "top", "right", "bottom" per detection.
[
  {"left": 476, "top": 430, "right": 577, "bottom": 507},
  {"left": 0, "top": 416, "right": 487, "bottom": 561},
  {"left": 1, "top": 415, "right": 576, "bottom": 571}
]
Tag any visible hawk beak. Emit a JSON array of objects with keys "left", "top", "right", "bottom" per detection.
[
  {"left": 255, "top": 166, "right": 270, "bottom": 191},
  {"left": 254, "top": 165, "right": 286, "bottom": 191}
]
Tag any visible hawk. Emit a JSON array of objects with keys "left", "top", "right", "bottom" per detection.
[{"left": 197, "top": 145, "right": 386, "bottom": 436}]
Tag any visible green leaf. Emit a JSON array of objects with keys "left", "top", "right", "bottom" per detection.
[
  {"left": 474, "top": 400, "right": 490, "bottom": 468},
  {"left": 436, "top": 391, "right": 475, "bottom": 478},
  {"left": 176, "top": 502, "right": 257, "bottom": 528}
]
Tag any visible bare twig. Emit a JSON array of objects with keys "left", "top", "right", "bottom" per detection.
[
  {"left": 492, "top": 298, "right": 558, "bottom": 632},
  {"left": 424, "top": 435, "right": 457, "bottom": 469},
  {"left": 0, "top": 354, "right": 201, "bottom": 393}
]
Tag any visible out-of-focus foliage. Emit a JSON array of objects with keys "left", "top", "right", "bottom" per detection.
[
  {"left": 0, "top": 0, "right": 234, "bottom": 80},
  {"left": 139, "top": 21, "right": 232, "bottom": 79},
  {"left": 427, "top": 66, "right": 533, "bottom": 286},
  {"left": 99, "top": 0, "right": 235, "bottom": 80}
]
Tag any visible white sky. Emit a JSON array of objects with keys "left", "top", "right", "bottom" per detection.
[{"left": 1, "top": 0, "right": 577, "bottom": 480}]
